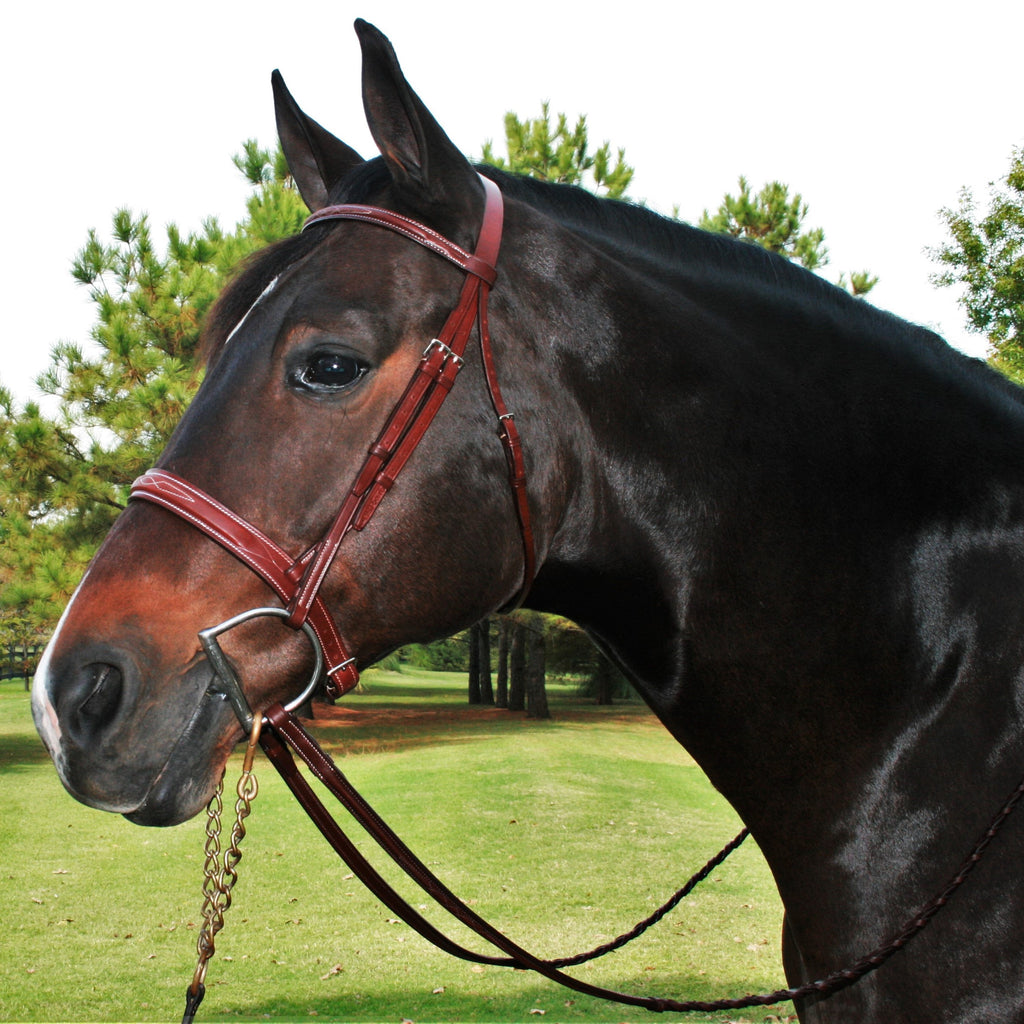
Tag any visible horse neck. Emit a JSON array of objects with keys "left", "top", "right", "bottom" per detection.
[{"left": 515, "top": 222, "right": 1024, "bottom": 871}]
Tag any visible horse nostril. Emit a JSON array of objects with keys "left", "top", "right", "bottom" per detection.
[{"left": 68, "top": 662, "right": 126, "bottom": 744}]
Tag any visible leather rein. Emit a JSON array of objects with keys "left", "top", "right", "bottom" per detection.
[{"left": 128, "top": 176, "right": 1024, "bottom": 1020}]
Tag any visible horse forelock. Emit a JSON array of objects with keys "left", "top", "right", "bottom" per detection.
[{"left": 200, "top": 160, "right": 428, "bottom": 370}]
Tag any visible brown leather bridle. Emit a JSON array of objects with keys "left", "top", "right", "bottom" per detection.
[{"left": 130, "top": 174, "right": 534, "bottom": 704}]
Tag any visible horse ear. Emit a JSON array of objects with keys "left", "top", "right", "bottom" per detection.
[
  {"left": 354, "top": 19, "right": 481, "bottom": 226},
  {"left": 272, "top": 70, "right": 365, "bottom": 212}
]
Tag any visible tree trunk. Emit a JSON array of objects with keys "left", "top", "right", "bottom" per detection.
[
  {"left": 508, "top": 619, "right": 526, "bottom": 712},
  {"left": 468, "top": 622, "right": 482, "bottom": 704},
  {"left": 495, "top": 616, "right": 511, "bottom": 708},
  {"left": 525, "top": 615, "right": 550, "bottom": 720},
  {"left": 478, "top": 618, "right": 494, "bottom": 705},
  {"left": 594, "top": 653, "right": 614, "bottom": 705}
]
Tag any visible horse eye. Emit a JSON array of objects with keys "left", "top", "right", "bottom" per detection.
[{"left": 294, "top": 351, "right": 367, "bottom": 393}]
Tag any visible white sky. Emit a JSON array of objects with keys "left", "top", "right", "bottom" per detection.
[{"left": 3, "top": 0, "right": 1021, "bottom": 403}]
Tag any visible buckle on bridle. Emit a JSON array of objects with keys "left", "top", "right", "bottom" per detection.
[
  {"left": 199, "top": 607, "right": 325, "bottom": 731},
  {"left": 423, "top": 337, "right": 464, "bottom": 366}
]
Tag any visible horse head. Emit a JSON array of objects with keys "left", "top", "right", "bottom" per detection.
[{"left": 33, "top": 20, "right": 559, "bottom": 826}]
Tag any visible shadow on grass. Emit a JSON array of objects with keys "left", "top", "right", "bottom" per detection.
[
  {"left": 202, "top": 971, "right": 794, "bottom": 1023},
  {"left": 0, "top": 731, "right": 50, "bottom": 772},
  {"left": 306, "top": 714, "right": 652, "bottom": 760},
  {"left": 303, "top": 689, "right": 658, "bottom": 758},
  {"left": 304, "top": 711, "right": 562, "bottom": 758}
]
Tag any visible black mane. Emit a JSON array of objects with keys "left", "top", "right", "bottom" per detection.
[
  {"left": 482, "top": 166, "right": 1024, "bottom": 414},
  {"left": 482, "top": 164, "right": 848, "bottom": 297}
]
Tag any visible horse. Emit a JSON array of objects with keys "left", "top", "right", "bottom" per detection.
[{"left": 31, "top": 19, "right": 1024, "bottom": 1022}]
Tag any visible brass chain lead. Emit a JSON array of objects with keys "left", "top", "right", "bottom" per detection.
[{"left": 183, "top": 717, "right": 262, "bottom": 1024}]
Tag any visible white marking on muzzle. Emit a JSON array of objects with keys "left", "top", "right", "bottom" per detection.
[{"left": 31, "top": 570, "right": 91, "bottom": 760}]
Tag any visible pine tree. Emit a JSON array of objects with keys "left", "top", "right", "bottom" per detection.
[
  {"left": 481, "top": 103, "right": 634, "bottom": 200},
  {"left": 699, "top": 176, "right": 878, "bottom": 297},
  {"left": 0, "top": 144, "right": 306, "bottom": 637}
]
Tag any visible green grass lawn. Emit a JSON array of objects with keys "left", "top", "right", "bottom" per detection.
[{"left": 0, "top": 672, "right": 793, "bottom": 1023}]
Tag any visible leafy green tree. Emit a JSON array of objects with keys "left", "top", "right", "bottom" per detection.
[
  {"left": 930, "top": 145, "right": 1024, "bottom": 383},
  {"left": 481, "top": 103, "right": 634, "bottom": 200},
  {"left": 0, "top": 385, "right": 103, "bottom": 638},
  {"left": 699, "top": 176, "right": 878, "bottom": 297},
  {"left": 0, "top": 144, "right": 305, "bottom": 636}
]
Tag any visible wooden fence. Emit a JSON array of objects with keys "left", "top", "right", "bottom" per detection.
[{"left": 1, "top": 643, "right": 47, "bottom": 687}]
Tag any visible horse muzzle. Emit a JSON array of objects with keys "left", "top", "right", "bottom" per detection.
[
  {"left": 32, "top": 631, "right": 238, "bottom": 825},
  {"left": 32, "top": 598, "right": 327, "bottom": 826}
]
